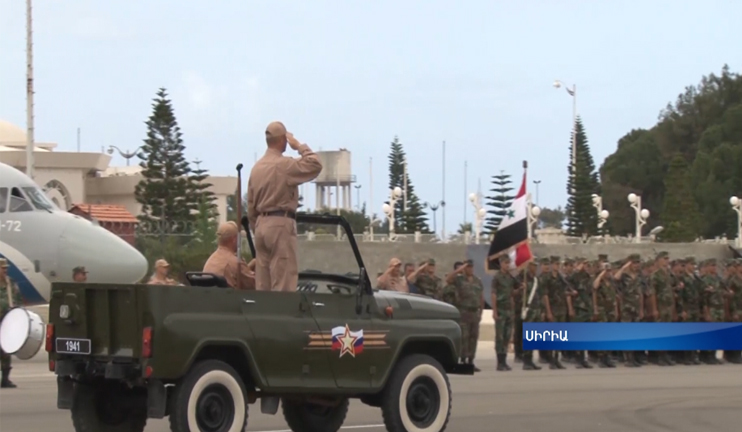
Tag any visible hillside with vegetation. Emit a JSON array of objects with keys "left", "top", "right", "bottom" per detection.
[{"left": 599, "top": 65, "right": 742, "bottom": 240}]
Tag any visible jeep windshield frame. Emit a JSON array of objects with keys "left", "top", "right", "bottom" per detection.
[{"left": 240, "top": 213, "right": 372, "bottom": 293}]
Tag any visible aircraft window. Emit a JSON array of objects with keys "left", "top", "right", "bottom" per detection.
[
  {"left": 9, "top": 188, "right": 33, "bottom": 212},
  {"left": 22, "top": 187, "right": 56, "bottom": 211},
  {"left": 0, "top": 188, "right": 7, "bottom": 213}
]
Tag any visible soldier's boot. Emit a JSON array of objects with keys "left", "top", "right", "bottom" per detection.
[
  {"left": 575, "top": 351, "right": 593, "bottom": 369},
  {"left": 668, "top": 352, "right": 677, "bottom": 365},
  {"left": 538, "top": 350, "right": 551, "bottom": 364},
  {"left": 637, "top": 351, "right": 648, "bottom": 365},
  {"left": 731, "top": 351, "right": 742, "bottom": 364},
  {"left": 657, "top": 351, "right": 670, "bottom": 366},
  {"left": 522, "top": 353, "right": 541, "bottom": 371},
  {"left": 496, "top": 353, "right": 511, "bottom": 371},
  {"left": 692, "top": 351, "right": 702, "bottom": 365},
  {"left": 514, "top": 353, "right": 523, "bottom": 363},
  {"left": 1, "top": 368, "right": 16, "bottom": 389},
  {"left": 712, "top": 351, "right": 723, "bottom": 365},
  {"left": 588, "top": 351, "right": 599, "bottom": 363},
  {"left": 682, "top": 351, "right": 693, "bottom": 365},
  {"left": 624, "top": 352, "right": 638, "bottom": 367}
]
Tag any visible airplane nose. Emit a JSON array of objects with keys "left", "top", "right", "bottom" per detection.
[{"left": 58, "top": 218, "right": 149, "bottom": 284}]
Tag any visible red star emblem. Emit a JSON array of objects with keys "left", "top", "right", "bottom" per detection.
[{"left": 338, "top": 324, "right": 358, "bottom": 358}]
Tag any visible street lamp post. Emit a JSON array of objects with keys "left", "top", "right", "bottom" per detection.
[
  {"left": 424, "top": 201, "right": 443, "bottom": 238},
  {"left": 354, "top": 185, "right": 362, "bottom": 211},
  {"left": 628, "top": 193, "right": 650, "bottom": 243},
  {"left": 382, "top": 187, "right": 403, "bottom": 241},
  {"left": 526, "top": 193, "right": 541, "bottom": 239},
  {"left": 108, "top": 145, "right": 143, "bottom": 166},
  {"left": 533, "top": 180, "right": 541, "bottom": 205},
  {"left": 553, "top": 80, "right": 577, "bottom": 172},
  {"left": 591, "top": 194, "right": 610, "bottom": 230},
  {"left": 731, "top": 196, "right": 742, "bottom": 248},
  {"left": 468, "top": 193, "right": 487, "bottom": 245}
]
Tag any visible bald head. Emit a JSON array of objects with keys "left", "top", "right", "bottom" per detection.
[
  {"left": 217, "top": 221, "right": 239, "bottom": 250},
  {"left": 265, "top": 121, "right": 288, "bottom": 150}
]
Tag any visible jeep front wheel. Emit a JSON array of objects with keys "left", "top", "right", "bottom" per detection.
[
  {"left": 282, "top": 397, "right": 349, "bottom": 432},
  {"left": 381, "top": 354, "right": 451, "bottom": 432},
  {"left": 168, "top": 360, "right": 248, "bottom": 432}
]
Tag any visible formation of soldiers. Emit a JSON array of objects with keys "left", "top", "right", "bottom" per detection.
[
  {"left": 378, "top": 258, "right": 486, "bottom": 371},
  {"left": 492, "top": 252, "right": 742, "bottom": 371}
]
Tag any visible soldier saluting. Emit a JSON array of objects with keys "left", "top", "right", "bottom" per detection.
[
  {"left": 247, "top": 122, "right": 322, "bottom": 292},
  {"left": 0, "top": 258, "right": 23, "bottom": 389}
]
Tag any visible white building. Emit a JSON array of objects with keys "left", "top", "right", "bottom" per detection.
[{"left": 0, "top": 119, "right": 236, "bottom": 221}]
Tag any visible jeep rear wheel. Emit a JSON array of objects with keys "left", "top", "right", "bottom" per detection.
[
  {"left": 381, "top": 354, "right": 451, "bottom": 432},
  {"left": 282, "top": 397, "right": 349, "bottom": 432},
  {"left": 169, "top": 360, "right": 248, "bottom": 432},
  {"left": 70, "top": 382, "right": 147, "bottom": 432}
]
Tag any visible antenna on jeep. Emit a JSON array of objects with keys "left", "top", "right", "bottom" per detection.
[{"left": 236, "top": 163, "right": 244, "bottom": 289}]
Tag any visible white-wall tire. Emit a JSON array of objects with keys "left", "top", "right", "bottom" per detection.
[
  {"left": 169, "top": 360, "right": 248, "bottom": 432},
  {"left": 381, "top": 354, "right": 451, "bottom": 432}
]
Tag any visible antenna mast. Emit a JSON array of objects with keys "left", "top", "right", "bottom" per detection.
[{"left": 26, "top": 0, "right": 35, "bottom": 179}]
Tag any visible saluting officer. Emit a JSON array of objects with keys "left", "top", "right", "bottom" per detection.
[{"left": 247, "top": 122, "right": 322, "bottom": 292}]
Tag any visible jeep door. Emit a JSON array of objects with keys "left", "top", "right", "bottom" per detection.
[
  {"left": 240, "top": 291, "right": 335, "bottom": 389},
  {"left": 304, "top": 283, "right": 380, "bottom": 389}
]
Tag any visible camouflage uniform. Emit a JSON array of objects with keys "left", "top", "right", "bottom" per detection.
[
  {"left": 619, "top": 254, "right": 643, "bottom": 366},
  {"left": 701, "top": 259, "right": 724, "bottom": 364},
  {"left": 452, "top": 269, "right": 483, "bottom": 364},
  {"left": 1, "top": 258, "right": 23, "bottom": 388},
  {"left": 492, "top": 259, "right": 517, "bottom": 371},
  {"left": 593, "top": 268, "right": 618, "bottom": 367},
  {"left": 521, "top": 264, "right": 542, "bottom": 370},
  {"left": 650, "top": 252, "right": 676, "bottom": 366},
  {"left": 722, "top": 260, "right": 742, "bottom": 363},
  {"left": 415, "top": 262, "right": 444, "bottom": 301},
  {"left": 512, "top": 274, "right": 524, "bottom": 362},
  {"left": 568, "top": 260, "right": 593, "bottom": 369}
]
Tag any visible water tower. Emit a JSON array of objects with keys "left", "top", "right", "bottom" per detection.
[{"left": 314, "top": 149, "right": 355, "bottom": 210}]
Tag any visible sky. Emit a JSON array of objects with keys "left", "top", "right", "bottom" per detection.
[{"left": 0, "top": 0, "right": 739, "bottom": 236}]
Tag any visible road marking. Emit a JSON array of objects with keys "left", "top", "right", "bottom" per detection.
[{"left": 254, "top": 426, "right": 384, "bottom": 432}]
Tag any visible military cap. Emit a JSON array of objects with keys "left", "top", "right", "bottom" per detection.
[
  {"left": 539, "top": 257, "right": 550, "bottom": 264},
  {"left": 563, "top": 258, "right": 574, "bottom": 265},
  {"left": 550, "top": 256, "right": 561, "bottom": 263},
  {"left": 685, "top": 256, "right": 696, "bottom": 264},
  {"left": 499, "top": 255, "right": 511, "bottom": 263},
  {"left": 655, "top": 251, "right": 669, "bottom": 260},
  {"left": 427, "top": 258, "right": 436, "bottom": 265},
  {"left": 707, "top": 258, "right": 717, "bottom": 265},
  {"left": 574, "top": 257, "right": 587, "bottom": 263},
  {"left": 216, "top": 221, "right": 239, "bottom": 237},
  {"left": 598, "top": 254, "right": 608, "bottom": 262},
  {"left": 628, "top": 254, "right": 641, "bottom": 263},
  {"left": 453, "top": 261, "right": 463, "bottom": 269},
  {"left": 73, "top": 266, "right": 88, "bottom": 275},
  {"left": 676, "top": 258, "right": 687, "bottom": 265},
  {"left": 464, "top": 259, "right": 474, "bottom": 266},
  {"left": 0, "top": 258, "right": 7, "bottom": 268},
  {"left": 612, "top": 260, "right": 623, "bottom": 268},
  {"left": 155, "top": 259, "right": 170, "bottom": 268}
]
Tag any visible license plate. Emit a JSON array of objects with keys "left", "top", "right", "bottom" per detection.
[{"left": 56, "top": 338, "right": 91, "bottom": 355}]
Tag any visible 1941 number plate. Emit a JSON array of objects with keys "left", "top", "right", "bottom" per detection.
[{"left": 55, "top": 338, "right": 91, "bottom": 355}]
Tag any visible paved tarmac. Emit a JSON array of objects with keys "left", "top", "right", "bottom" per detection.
[{"left": 1, "top": 346, "right": 741, "bottom": 432}]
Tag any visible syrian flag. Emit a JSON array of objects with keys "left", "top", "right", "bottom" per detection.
[{"left": 487, "top": 171, "right": 533, "bottom": 270}]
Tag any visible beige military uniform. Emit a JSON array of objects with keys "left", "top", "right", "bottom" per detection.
[
  {"left": 377, "top": 258, "right": 409, "bottom": 292},
  {"left": 148, "top": 259, "right": 178, "bottom": 286},
  {"left": 247, "top": 122, "right": 322, "bottom": 291},
  {"left": 203, "top": 247, "right": 256, "bottom": 290}
]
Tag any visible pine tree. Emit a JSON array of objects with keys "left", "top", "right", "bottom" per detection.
[
  {"left": 189, "top": 159, "right": 217, "bottom": 218},
  {"left": 387, "top": 136, "right": 430, "bottom": 233},
  {"left": 565, "top": 117, "right": 600, "bottom": 237},
  {"left": 134, "top": 88, "right": 194, "bottom": 233},
  {"left": 659, "top": 154, "right": 701, "bottom": 242},
  {"left": 484, "top": 171, "right": 514, "bottom": 233}
]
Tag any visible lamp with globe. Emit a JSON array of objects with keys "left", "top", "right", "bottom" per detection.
[{"left": 628, "top": 193, "right": 650, "bottom": 244}]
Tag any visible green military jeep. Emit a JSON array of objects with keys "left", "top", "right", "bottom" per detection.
[{"left": 47, "top": 213, "right": 472, "bottom": 432}]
